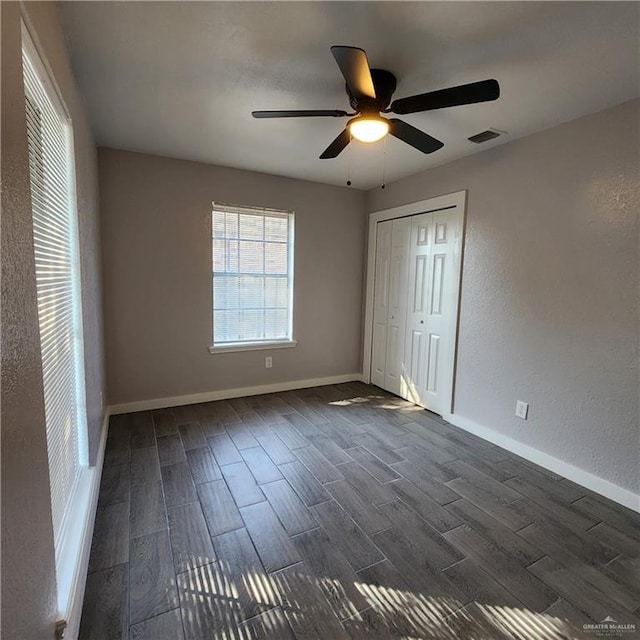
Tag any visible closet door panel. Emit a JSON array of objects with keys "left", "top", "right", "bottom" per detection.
[
  {"left": 371, "top": 221, "right": 392, "bottom": 388},
  {"left": 384, "top": 218, "right": 411, "bottom": 396}
]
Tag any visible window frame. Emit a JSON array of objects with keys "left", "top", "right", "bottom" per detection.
[
  {"left": 209, "top": 202, "right": 296, "bottom": 354},
  {"left": 22, "top": 18, "right": 92, "bottom": 626}
]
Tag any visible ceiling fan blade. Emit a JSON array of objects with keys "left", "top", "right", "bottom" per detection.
[
  {"left": 252, "top": 109, "right": 348, "bottom": 118},
  {"left": 330, "top": 46, "right": 376, "bottom": 101},
  {"left": 388, "top": 119, "right": 443, "bottom": 154},
  {"left": 390, "top": 79, "right": 500, "bottom": 115},
  {"left": 319, "top": 128, "right": 351, "bottom": 159}
]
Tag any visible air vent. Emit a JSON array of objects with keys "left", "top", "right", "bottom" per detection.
[{"left": 468, "top": 129, "right": 502, "bottom": 144}]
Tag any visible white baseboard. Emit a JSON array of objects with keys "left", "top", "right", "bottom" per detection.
[
  {"left": 108, "top": 373, "right": 364, "bottom": 415},
  {"left": 60, "top": 411, "right": 110, "bottom": 640},
  {"left": 444, "top": 411, "right": 640, "bottom": 514}
]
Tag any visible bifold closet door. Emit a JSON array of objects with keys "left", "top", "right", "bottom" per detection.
[
  {"left": 383, "top": 218, "right": 411, "bottom": 396},
  {"left": 370, "top": 220, "right": 392, "bottom": 388},
  {"left": 370, "top": 218, "right": 410, "bottom": 395},
  {"left": 404, "top": 210, "right": 459, "bottom": 415}
]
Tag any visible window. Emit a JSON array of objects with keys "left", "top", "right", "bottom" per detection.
[
  {"left": 23, "top": 26, "right": 88, "bottom": 568},
  {"left": 211, "top": 202, "right": 295, "bottom": 351}
]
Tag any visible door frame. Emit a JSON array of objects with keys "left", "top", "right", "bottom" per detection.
[{"left": 362, "top": 190, "right": 467, "bottom": 414}]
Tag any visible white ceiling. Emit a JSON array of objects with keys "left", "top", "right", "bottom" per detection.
[{"left": 59, "top": 2, "right": 639, "bottom": 190}]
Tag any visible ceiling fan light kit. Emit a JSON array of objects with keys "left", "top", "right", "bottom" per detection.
[
  {"left": 252, "top": 45, "right": 500, "bottom": 162},
  {"left": 348, "top": 114, "right": 389, "bottom": 143}
]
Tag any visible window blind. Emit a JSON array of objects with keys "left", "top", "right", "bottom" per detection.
[
  {"left": 212, "top": 202, "right": 294, "bottom": 344},
  {"left": 23, "top": 41, "right": 87, "bottom": 554}
]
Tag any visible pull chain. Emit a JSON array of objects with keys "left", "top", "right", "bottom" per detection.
[
  {"left": 381, "top": 135, "right": 387, "bottom": 189},
  {"left": 346, "top": 132, "right": 353, "bottom": 186}
]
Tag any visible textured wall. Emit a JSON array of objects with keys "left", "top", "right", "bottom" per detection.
[
  {"left": 367, "top": 100, "right": 640, "bottom": 495},
  {"left": 1, "top": 2, "right": 105, "bottom": 637},
  {"left": 99, "top": 149, "right": 367, "bottom": 405}
]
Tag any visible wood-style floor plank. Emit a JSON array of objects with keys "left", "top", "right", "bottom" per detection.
[
  {"left": 389, "top": 478, "right": 462, "bottom": 532},
  {"left": 177, "top": 561, "right": 243, "bottom": 639},
  {"left": 391, "top": 459, "right": 461, "bottom": 505},
  {"left": 79, "top": 564, "right": 129, "bottom": 640},
  {"left": 294, "top": 444, "right": 344, "bottom": 484},
  {"left": 370, "top": 527, "right": 465, "bottom": 610},
  {"left": 130, "top": 481, "right": 166, "bottom": 539},
  {"left": 178, "top": 422, "right": 206, "bottom": 451},
  {"left": 305, "top": 432, "right": 353, "bottom": 465},
  {"left": 291, "top": 527, "right": 370, "bottom": 620},
  {"left": 237, "top": 607, "right": 296, "bottom": 639},
  {"left": 350, "top": 431, "right": 405, "bottom": 465},
  {"left": 210, "top": 527, "right": 280, "bottom": 621},
  {"left": 129, "top": 609, "right": 184, "bottom": 640},
  {"left": 324, "top": 479, "right": 391, "bottom": 535},
  {"left": 185, "top": 446, "right": 222, "bottom": 484},
  {"left": 443, "top": 557, "right": 523, "bottom": 608},
  {"left": 97, "top": 462, "right": 130, "bottom": 507},
  {"left": 345, "top": 446, "right": 401, "bottom": 483},
  {"left": 445, "top": 498, "right": 543, "bottom": 566},
  {"left": 504, "top": 475, "right": 599, "bottom": 531},
  {"left": 260, "top": 479, "right": 318, "bottom": 536},
  {"left": 337, "top": 461, "right": 397, "bottom": 507},
  {"left": 241, "top": 501, "right": 302, "bottom": 572},
  {"left": 270, "top": 421, "right": 309, "bottom": 450},
  {"left": 278, "top": 460, "right": 330, "bottom": 507},
  {"left": 153, "top": 410, "right": 178, "bottom": 437},
  {"left": 157, "top": 434, "right": 186, "bottom": 467},
  {"left": 129, "top": 529, "right": 179, "bottom": 625},
  {"left": 227, "top": 423, "right": 260, "bottom": 450},
  {"left": 88, "top": 501, "right": 130, "bottom": 573},
  {"left": 311, "top": 499, "right": 383, "bottom": 571},
  {"left": 572, "top": 495, "right": 640, "bottom": 541},
  {"left": 130, "top": 447, "right": 160, "bottom": 486},
  {"left": 528, "top": 556, "right": 638, "bottom": 623},
  {"left": 270, "top": 563, "right": 350, "bottom": 639},
  {"left": 160, "top": 462, "right": 197, "bottom": 509},
  {"left": 377, "top": 500, "right": 464, "bottom": 569},
  {"left": 129, "top": 412, "right": 156, "bottom": 450},
  {"left": 208, "top": 432, "right": 243, "bottom": 466},
  {"left": 241, "top": 445, "right": 283, "bottom": 484},
  {"left": 444, "top": 524, "right": 557, "bottom": 612},
  {"left": 197, "top": 479, "right": 244, "bottom": 537},
  {"left": 256, "top": 432, "right": 297, "bottom": 465},
  {"left": 221, "top": 460, "right": 266, "bottom": 507},
  {"left": 167, "top": 502, "right": 216, "bottom": 574}
]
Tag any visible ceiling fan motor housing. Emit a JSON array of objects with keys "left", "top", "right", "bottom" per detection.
[{"left": 347, "top": 69, "right": 397, "bottom": 112}]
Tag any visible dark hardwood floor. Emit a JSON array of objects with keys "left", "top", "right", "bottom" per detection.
[{"left": 79, "top": 382, "right": 640, "bottom": 639}]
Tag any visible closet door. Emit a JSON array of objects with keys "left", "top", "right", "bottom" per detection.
[
  {"left": 404, "top": 210, "right": 460, "bottom": 414},
  {"left": 370, "top": 220, "right": 392, "bottom": 388},
  {"left": 383, "top": 218, "right": 411, "bottom": 396}
]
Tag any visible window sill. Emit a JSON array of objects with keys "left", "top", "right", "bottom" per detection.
[{"left": 209, "top": 340, "right": 297, "bottom": 354}]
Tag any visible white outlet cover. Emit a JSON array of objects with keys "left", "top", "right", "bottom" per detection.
[
  {"left": 265, "top": 356, "right": 273, "bottom": 368},
  {"left": 515, "top": 400, "right": 529, "bottom": 420}
]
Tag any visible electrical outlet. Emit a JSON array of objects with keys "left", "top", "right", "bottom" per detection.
[
  {"left": 265, "top": 356, "right": 273, "bottom": 369},
  {"left": 515, "top": 400, "right": 529, "bottom": 420}
]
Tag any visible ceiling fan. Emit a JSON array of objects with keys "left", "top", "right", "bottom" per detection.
[{"left": 252, "top": 46, "right": 500, "bottom": 160}]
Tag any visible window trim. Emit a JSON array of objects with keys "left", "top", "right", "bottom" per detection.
[
  {"left": 208, "top": 339, "right": 298, "bottom": 354},
  {"left": 22, "top": 18, "right": 92, "bottom": 629},
  {"left": 211, "top": 202, "right": 296, "bottom": 348}
]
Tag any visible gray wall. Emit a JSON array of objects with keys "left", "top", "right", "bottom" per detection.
[
  {"left": 1, "top": 2, "right": 105, "bottom": 637},
  {"left": 367, "top": 99, "right": 639, "bottom": 495},
  {"left": 99, "top": 148, "right": 367, "bottom": 405}
]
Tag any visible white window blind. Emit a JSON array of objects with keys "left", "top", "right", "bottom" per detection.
[
  {"left": 23, "top": 35, "right": 87, "bottom": 556},
  {"left": 212, "top": 202, "right": 294, "bottom": 345}
]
